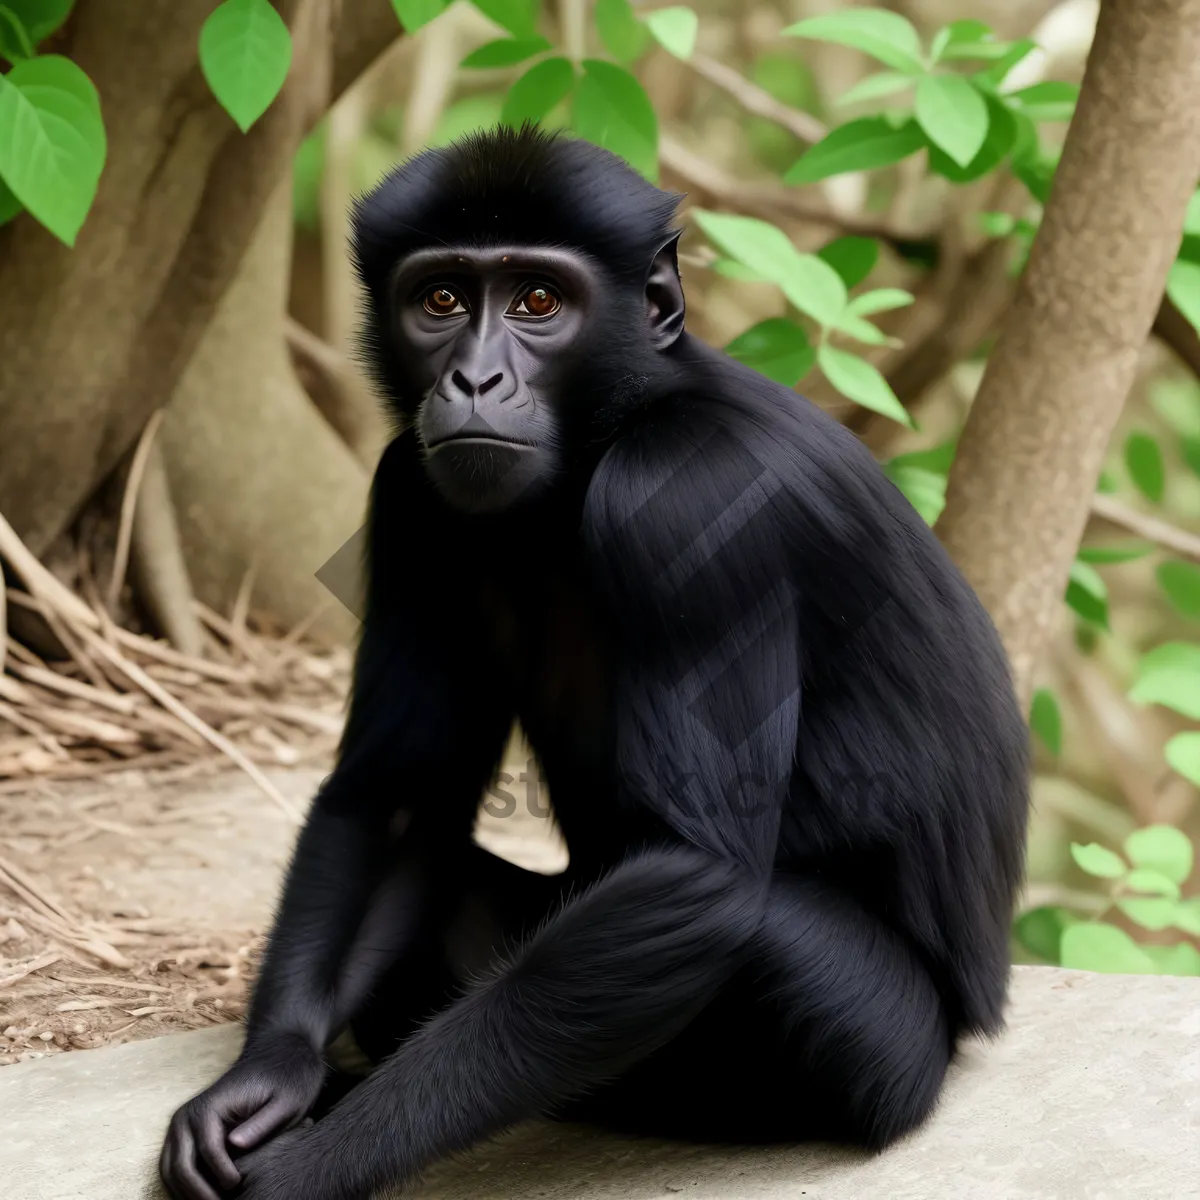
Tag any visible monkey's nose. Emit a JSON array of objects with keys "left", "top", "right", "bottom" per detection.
[{"left": 449, "top": 369, "right": 506, "bottom": 397}]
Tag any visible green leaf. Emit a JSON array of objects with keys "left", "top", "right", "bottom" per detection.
[
  {"left": 914, "top": 74, "right": 989, "bottom": 167},
  {"left": 1129, "top": 642, "right": 1200, "bottom": 719},
  {"left": 1167, "top": 259, "right": 1200, "bottom": 336},
  {"left": 642, "top": 6, "right": 697, "bottom": 60},
  {"left": 391, "top": 0, "right": 450, "bottom": 30},
  {"left": 461, "top": 36, "right": 551, "bottom": 67},
  {"left": 1123, "top": 867, "right": 1181, "bottom": 900},
  {"left": 0, "top": 5, "right": 35, "bottom": 60},
  {"left": 973, "top": 38, "right": 1036, "bottom": 89},
  {"left": 1150, "top": 378, "right": 1200, "bottom": 438},
  {"left": 199, "top": 0, "right": 293, "bottom": 133},
  {"left": 1013, "top": 905, "right": 1074, "bottom": 963},
  {"left": 292, "top": 124, "right": 324, "bottom": 232},
  {"left": 1065, "top": 560, "right": 1109, "bottom": 629},
  {"left": 694, "top": 211, "right": 847, "bottom": 324},
  {"left": 884, "top": 464, "right": 945, "bottom": 525},
  {"left": 1165, "top": 731, "right": 1200, "bottom": 789},
  {"left": 1060, "top": 922, "right": 1157, "bottom": 974},
  {"left": 835, "top": 71, "right": 914, "bottom": 107},
  {"left": 693, "top": 211, "right": 798, "bottom": 283},
  {"left": 1014, "top": 150, "right": 1055, "bottom": 204},
  {"left": 1174, "top": 898, "right": 1200, "bottom": 936},
  {"left": 817, "top": 345, "right": 912, "bottom": 426},
  {"left": 1185, "top": 437, "right": 1200, "bottom": 480},
  {"left": 834, "top": 310, "right": 896, "bottom": 347},
  {"left": 847, "top": 288, "right": 913, "bottom": 316},
  {"left": 1070, "top": 842, "right": 1127, "bottom": 880},
  {"left": 710, "top": 257, "right": 770, "bottom": 283},
  {"left": 572, "top": 60, "right": 658, "bottom": 181},
  {"left": 941, "top": 40, "right": 1018, "bottom": 62},
  {"left": 1139, "top": 943, "right": 1197, "bottom": 975},
  {"left": 782, "top": 8, "right": 924, "bottom": 75},
  {"left": 926, "top": 88, "right": 1016, "bottom": 184},
  {"left": 978, "top": 210, "right": 1015, "bottom": 236},
  {"left": 1030, "top": 688, "right": 1062, "bottom": 755},
  {"left": 501, "top": 56, "right": 574, "bottom": 129},
  {"left": 0, "top": 0, "right": 71, "bottom": 52},
  {"left": 0, "top": 176, "right": 22, "bottom": 225},
  {"left": 1076, "top": 542, "right": 1154, "bottom": 564},
  {"left": 1124, "top": 431, "right": 1165, "bottom": 503},
  {"left": 930, "top": 19, "right": 992, "bottom": 62},
  {"left": 0, "top": 54, "right": 105, "bottom": 247},
  {"left": 1117, "top": 897, "right": 1180, "bottom": 931},
  {"left": 725, "top": 318, "right": 814, "bottom": 388},
  {"left": 471, "top": 0, "right": 539, "bottom": 37},
  {"left": 1141, "top": 942, "right": 1200, "bottom": 976},
  {"left": 1125, "top": 824, "right": 1194, "bottom": 885},
  {"left": 817, "top": 236, "right": 878, "bottom": 287},
  {"left": 1183, "top": 189, "right": 1200, "bottom": 235},
  {"left": 784, "top": 117, "right": 925, "bottom": 184},
  {"left": 595, "top": 0, "right": 650, "bottom": 63},
  {"left": 780, "top": 256, "right": 849, "bottom": 326},
  {"left": 1006, "top": 80, "right": 1078, "bottom": 123},
  {"left": 1157, "top": 561, "right": 1200, "bottom": 619},
  {"left": 887, "top": 438, "right": 957, "bottom": 475}
]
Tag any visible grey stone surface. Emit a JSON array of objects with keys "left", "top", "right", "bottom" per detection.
[{"left": 1, "top": 966, "right": 1197, "bottom": 1200}]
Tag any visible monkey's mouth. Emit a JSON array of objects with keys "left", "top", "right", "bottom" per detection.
[{"left": 425, "top": 432, "right": 536, "bottom": 452}]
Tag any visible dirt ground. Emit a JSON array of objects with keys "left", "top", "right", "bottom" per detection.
[{"left": 0, "top": 748, "right": 566, "bottom": 1067}]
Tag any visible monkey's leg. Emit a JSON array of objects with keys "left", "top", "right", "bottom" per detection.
[{"left": 562, "top": 872, "right": 952, "bottom": 1150}]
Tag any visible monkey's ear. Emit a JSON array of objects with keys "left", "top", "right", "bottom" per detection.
[{"left": 646, "top": 232, "right": 685, "bottom": 350}]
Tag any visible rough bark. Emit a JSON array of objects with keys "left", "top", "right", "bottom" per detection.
[
  {"left": 935, "top": 0, "right": 1200, "bottom": 709},
  {"left": 0, "top": 0, "right": 400, "bottom": 556},
  {"left": 161, "top": 180, "right": 367, "bottom": 645}
]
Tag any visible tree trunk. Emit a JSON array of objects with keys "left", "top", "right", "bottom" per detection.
[
  {"left": 935, "top": 0, "right": 1200, "bottom": 709},
  {"left": 0, "top": 0, "right": 399, "bottom": 556},
  {"left": 161, "top": 179, "right": 367, "bottom": 644}
]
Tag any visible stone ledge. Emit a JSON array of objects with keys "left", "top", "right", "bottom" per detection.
[{"left": 2, "top": 966, "right": 1196, "bottom": 1200}]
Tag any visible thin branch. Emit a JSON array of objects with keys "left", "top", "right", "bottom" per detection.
[
  {"left": 1152, "top": 294, "right": 1200, "bottom": 381},
  {"left": 285, "top": 320, "right": 386, "bottom": 469},
  {"left": 0, "top": 510, "right": 99, "bottom": 630},
  {"left": 558, "top": 0, "right": 588, "bottom": 63},
  {"left": 230, "top": 562, "right": 257, "bottom": 643},
  {"left": 108, "top": 409, "right": 164, "bottom": 611},
  {"left": 686, "top": 53, "right": 827, "bottom": 145},
  {"left": 1090, "top": 493, "right": 1200, "bottom": 561},
  {"left": 659, "top": 135, "right": 933, "bottom": 240},
  {"left": 78, "top": 628, "right": 303, "bottom": 824},
  {"left": 129, "top": 436, "right": 206, "bottom": 656}
]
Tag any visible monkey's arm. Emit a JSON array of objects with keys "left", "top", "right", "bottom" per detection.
[{"left": 161, "top": 439, "right": 512, "bottom": 1200}]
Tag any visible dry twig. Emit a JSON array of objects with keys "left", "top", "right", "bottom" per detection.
[{"left": 1090, "top": 493, "right": 1200, "bottom": 562}]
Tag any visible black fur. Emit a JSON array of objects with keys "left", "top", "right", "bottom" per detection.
[{"left": 160, "top": 125, "right": 1029, "bottom": 1200}]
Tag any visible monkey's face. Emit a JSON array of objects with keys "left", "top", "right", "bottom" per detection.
[{"left": 389, "top": 246, "right": 608, "bottom": 515}]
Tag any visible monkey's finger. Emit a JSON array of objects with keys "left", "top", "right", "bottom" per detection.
[
  {"left": 192, "top": 1109, "right": 241, "bottom": 1190},
  {"left": 227, "top": 1095, "right": 299, "bottom": 1149},
  {"left": 166, "top": 1125, "right": 223, "bottom": 1200}
]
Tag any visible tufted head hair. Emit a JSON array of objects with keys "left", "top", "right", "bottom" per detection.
[{"left": 350, "top": 123, "right": 683, "bottom": 296}]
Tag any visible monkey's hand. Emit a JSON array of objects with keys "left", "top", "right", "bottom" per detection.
[{"left": 160, "top": 1034, "right": 326, "bottom": 1200}]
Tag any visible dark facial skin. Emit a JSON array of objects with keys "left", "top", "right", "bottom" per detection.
[{"left": 392, "top": 247, "right": 606, "bottom": 514}]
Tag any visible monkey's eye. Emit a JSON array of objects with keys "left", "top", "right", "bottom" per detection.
[
  {"left": 508, "top": 285, "right": 561, "bottom": 319},
  {"left": 422, "top": 287, "right": 467, "bottom": 317}
]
